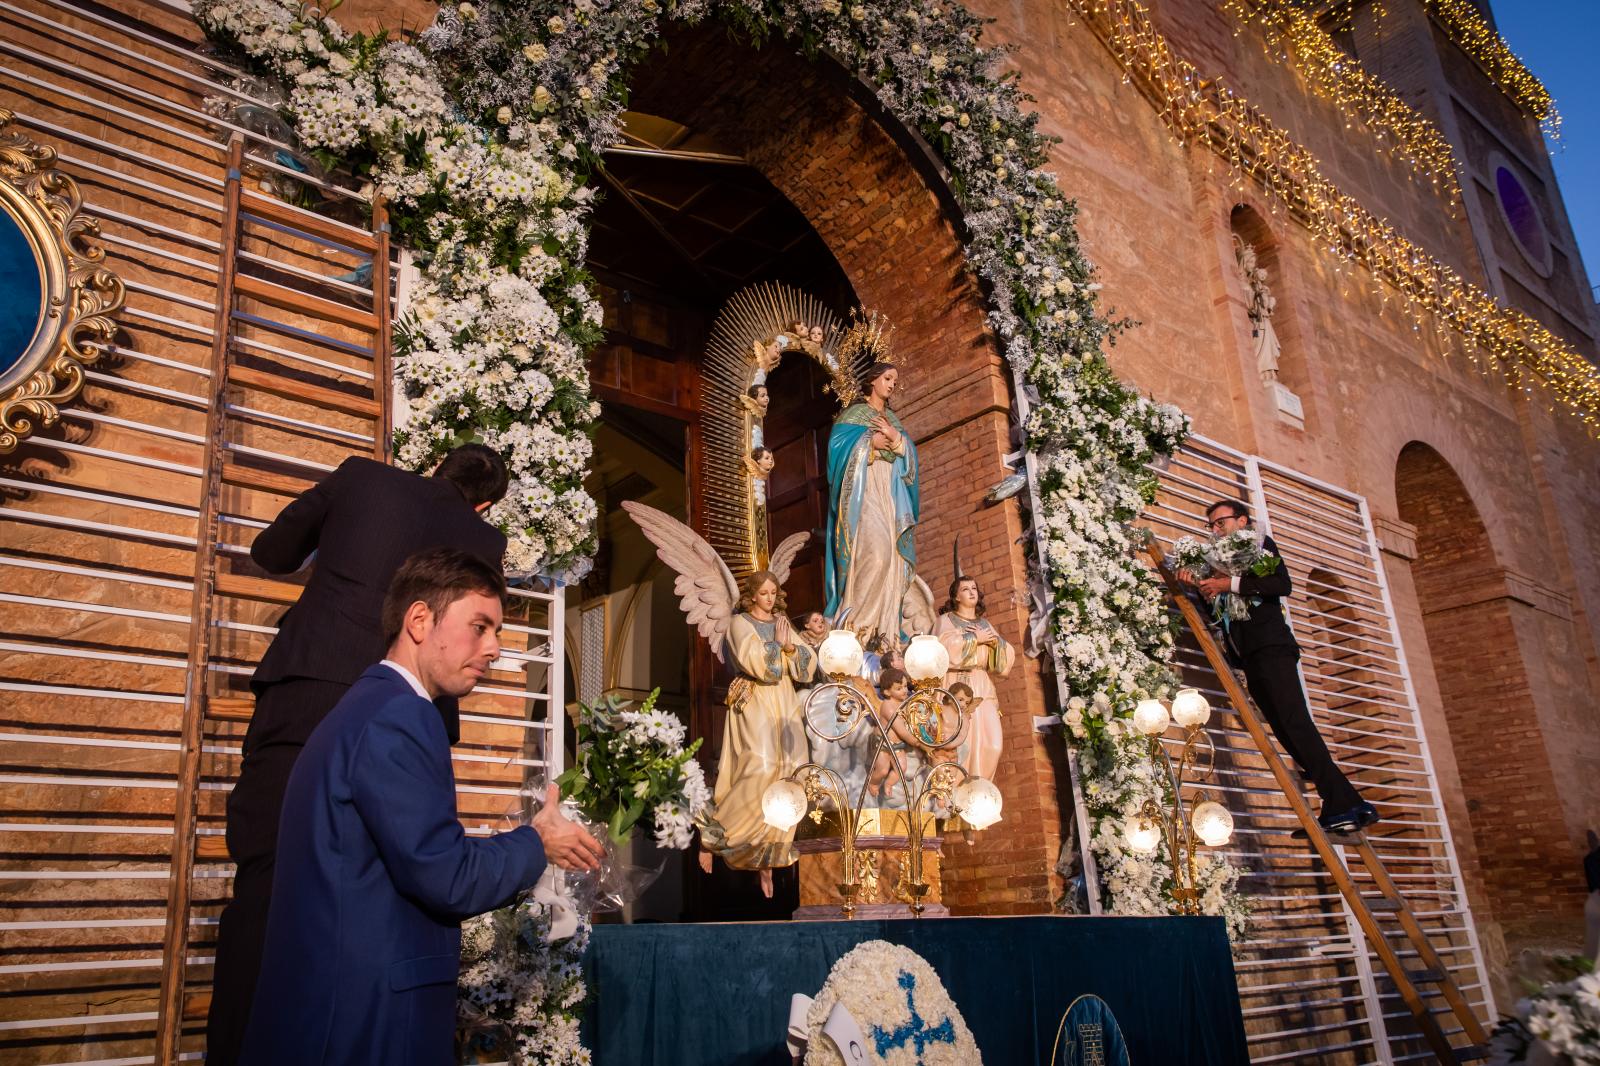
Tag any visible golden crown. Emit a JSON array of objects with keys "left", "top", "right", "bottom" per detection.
[{"left": 826, "top": 309, "right": 901, "bottom": 408}]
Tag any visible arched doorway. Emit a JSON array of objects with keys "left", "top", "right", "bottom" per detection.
[
  {"left": 579, "top": 23, "right": 1033, "bottom": 920},
  {"left": 1395, "top": 441, "right": 1581, "bottom": 958}
]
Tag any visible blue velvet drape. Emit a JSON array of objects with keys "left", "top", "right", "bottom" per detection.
[{"left": 585, "top": 916, "right": 1248, "bottom": 1065}]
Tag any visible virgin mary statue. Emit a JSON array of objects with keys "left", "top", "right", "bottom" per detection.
[{"left": 825, "top": 358, "right": 936, "bottom": 644}]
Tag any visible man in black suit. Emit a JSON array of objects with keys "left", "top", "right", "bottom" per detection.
[
  {"left": 1184, "top": 499, "right": 1377, "bottom": 837},
  {"left": 207, "top": 444, "right": 510, "bottom": 1066}
]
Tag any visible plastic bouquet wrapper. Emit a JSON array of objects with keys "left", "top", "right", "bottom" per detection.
[{"left": 501, "top": 781, "right": 662, "bottom": 921}]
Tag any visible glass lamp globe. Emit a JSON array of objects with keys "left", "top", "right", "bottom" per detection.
[
  {"left": 1191, "top": 800, "right": 1234, "bottom": 847},
  {"left": 1123, "top": 817, "right": 1161, "bottom": 855},
  {"left": 951, "top": 777, "right": 1003, "bottom": 830},
  {"left": 818, "top": 629, "right": 864, "bottom": 677},
  {"left": 903, "top": 634, "right": 950, "bottom": 683},
  {"left": 1132, "top": 698, "right": 1170, "bottom": 737},
  {"left": 1171, "top": 688, "right": 1211, "bottom": 729},
  {"left": 761, "top": 780, "right": 808, "bottom": 831}
]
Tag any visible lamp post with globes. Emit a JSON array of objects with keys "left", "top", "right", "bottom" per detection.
[
  {"left": 1120, "top": 687, "right": 1235, "bottom": 916},
  {"left": 760, "top": 628, "right": 1004, "bottom": 917}
]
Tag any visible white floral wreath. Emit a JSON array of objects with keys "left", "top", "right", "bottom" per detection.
[{"left": 803, "top": 940, "right": 981, "bottom": 1066}]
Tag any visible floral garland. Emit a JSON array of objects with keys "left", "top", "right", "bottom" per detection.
[
  {"left": 802, "top": 940, "right": 980, "bottom": 1065},
  {"left": 194, "top": 0, "right": 1245, "bottom": 938},
  {"left": 1064, "top": 693, "right": 1250, "bottom": 941},
  {"left": 194, "top": 0, "right": 604, "bottom": 579}
]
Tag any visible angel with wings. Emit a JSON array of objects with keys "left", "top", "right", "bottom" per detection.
[{"left": 621, "top": 501, "right": 813, "bottom": 897}]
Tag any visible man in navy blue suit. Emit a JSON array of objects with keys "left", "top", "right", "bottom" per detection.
[{"left": 240, "top": 548, "right": 603, "bottom": 1065}]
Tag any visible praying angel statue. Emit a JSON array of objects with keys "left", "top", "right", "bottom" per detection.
[{"left": 621, "top": 501, "right": 812, "bottom": 898}]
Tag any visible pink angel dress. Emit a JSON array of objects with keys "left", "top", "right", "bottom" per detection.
[{"left": 935, "top": 611, "right": 1014, "bottom": 781}]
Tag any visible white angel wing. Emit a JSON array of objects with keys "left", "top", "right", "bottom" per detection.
[
  {"left": 766, "top": 530, "right": 810, "bottom": 588},
  {"left": 622, "top": 500, "right": 741, "bottom": 664}
]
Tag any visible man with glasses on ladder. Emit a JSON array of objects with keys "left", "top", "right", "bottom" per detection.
[{"left": 1182, "top": 499, "right": 1379, "bottom": 838}]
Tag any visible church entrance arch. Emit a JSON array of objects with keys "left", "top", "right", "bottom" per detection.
[{"left": 578, "top": 23, "right": 1033, "bottom": 920}]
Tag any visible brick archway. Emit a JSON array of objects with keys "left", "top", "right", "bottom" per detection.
[
  {"left": 1395, "top": 441, "right": 1582, "bottom": 954},
  {"left": 624, "top": 25, "right": 1063, "bottom": 913}
]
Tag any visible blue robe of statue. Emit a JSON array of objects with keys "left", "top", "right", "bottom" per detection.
[{"left": 825, "top": 402, "right": 932, "bottom": 643}]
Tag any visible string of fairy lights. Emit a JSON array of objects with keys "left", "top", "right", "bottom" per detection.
[
  {"left": 1063, "top": 0, "right": 1600, "bottom": 434},
  {"left": 1422, "top": 0, "right": 1561, "bottom": 140},
  {"left": 1221, "top": 0, "right": 1462, "bottom": 205}
]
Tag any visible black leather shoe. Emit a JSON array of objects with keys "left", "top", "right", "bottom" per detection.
[{"left": 1292, "top": 802, "right": 1379, "bottom": 839}]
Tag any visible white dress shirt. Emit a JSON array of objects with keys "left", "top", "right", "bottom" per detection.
[{"left": 379, "top": 659, "right": 433, "bottom": 702}]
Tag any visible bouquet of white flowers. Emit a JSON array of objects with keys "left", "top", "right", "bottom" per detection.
[
  {"left": 1171, "top": 529, "right": 1280, "bottom": 623},
  {"left": 556, "top": 688, "right": 710, "bottom": 850}
]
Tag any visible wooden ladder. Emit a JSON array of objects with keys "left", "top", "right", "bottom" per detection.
[
  {"left": 1142, "top": 535, "right": 1490, "bottom": 1066},
  {"left": 154, "top": 134, "right": 394, "bottom": 1062}
]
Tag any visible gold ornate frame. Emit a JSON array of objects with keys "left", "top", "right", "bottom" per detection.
[
  {"left": 700, "top": 282, "right": 860, "bottom": 578},
  {"left": 0, "top": 108, "right": 124, "bottom": 453}
]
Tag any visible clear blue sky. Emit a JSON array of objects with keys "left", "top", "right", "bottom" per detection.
[{"left": 1492, "top": 0, "right": 1600, "bottom": 302}]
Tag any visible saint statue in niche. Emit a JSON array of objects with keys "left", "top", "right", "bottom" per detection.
[
  {"left": 823, "top": 313, "right": 936, "bottom": 646},
  {"left": 1233, "top": 234, "right": 1282, "bottom": 385}
]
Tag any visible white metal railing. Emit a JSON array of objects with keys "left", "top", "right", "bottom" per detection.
[{"left": 1149, "top": 434, "right": 1493, "bottom": 1063}]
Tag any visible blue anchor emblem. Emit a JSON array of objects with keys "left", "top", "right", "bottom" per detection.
[{"left": 870, "top": 971, "right": 956, "bottom": 1061}]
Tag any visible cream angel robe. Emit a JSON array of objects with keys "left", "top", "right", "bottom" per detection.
[
  {"left": 700, "top": 613, "right": 816, "bottom": 870},
  {"left": 936, "top": 612, "right": 1015, "bottom": 781}
]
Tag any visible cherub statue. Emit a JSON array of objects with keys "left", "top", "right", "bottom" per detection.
[
  {"left": 751, "top": 338, "right": 781, "bottom": 375},
  {"left": 741, "top": 383, "right": 770, "bottom": 418},
  {"left": 744, "top": 446, "right": 775, "bottom": 481},
  {"left": 621, "top": 501, "right": 812, "bottom": 898}
]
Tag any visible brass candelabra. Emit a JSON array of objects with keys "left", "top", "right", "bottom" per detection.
[
  {"left": 1123, "top": 691, "right": 1235, "bottom": 916},
  {"left": 762, "top": 632, "right": 1003, "bottom": 917}
]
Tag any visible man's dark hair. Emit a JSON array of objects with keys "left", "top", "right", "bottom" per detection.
[
  {"left": 433, "top": 444, "right": 510, "bottom": 508},
  {"left": 381, "top": 547, "right": 507, "bottom": 648},
  {"left": 1205, "top": 499, "right": 1253, "bottom": 524},
  {"left": 878, "top": 666, "right": 910, "bottom": 695}
]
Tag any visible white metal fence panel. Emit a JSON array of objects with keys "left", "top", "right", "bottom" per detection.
[{"left": 1146, "top": 435, "right": 1492, "bottom": 1065}]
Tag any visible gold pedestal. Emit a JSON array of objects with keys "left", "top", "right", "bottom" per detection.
[{"left": 792, "top": 808, "right": 948, "bottom": 920}]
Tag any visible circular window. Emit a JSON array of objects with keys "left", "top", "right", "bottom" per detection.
[{"left": 1489, "top": 153, "right": 1553, "bottom": 276}]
